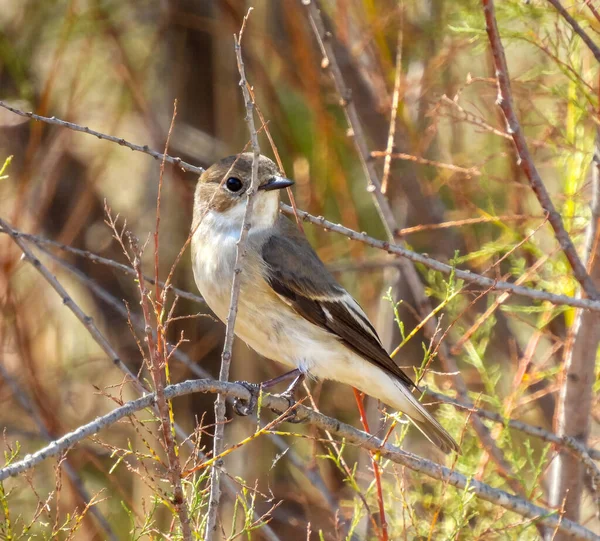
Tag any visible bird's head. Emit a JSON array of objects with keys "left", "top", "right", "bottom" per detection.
[{"left": 193, "top": 153, "right": 294, "bottom": 230}]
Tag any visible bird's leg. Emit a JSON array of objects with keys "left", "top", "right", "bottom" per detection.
[
  {"left": 232, "top": 370, "right": 301, "bottom": 417},
  {"left": 233, "top": 369, "right": 307, "bottom": 422},
  {"left": 269, "top": 372, "right": 306, "bottom": 424},
  {"left": 259, "top": 368, "right": 303, "bottom": 390}
]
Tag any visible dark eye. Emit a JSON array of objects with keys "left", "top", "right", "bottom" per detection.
[{"left": 226, "top": 177, "right": 243, "bottom": 192}]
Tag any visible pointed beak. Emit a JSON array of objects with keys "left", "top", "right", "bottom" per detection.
[{"left": 258, "top": 176, "right": 295, "bottom": 192}]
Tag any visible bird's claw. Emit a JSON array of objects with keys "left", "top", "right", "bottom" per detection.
[
  {"left": 270, "top": 391, "right": 304, "bottom": 424},
  {"left": 233, "top": 381, "right": 260, "bottom": 416}
]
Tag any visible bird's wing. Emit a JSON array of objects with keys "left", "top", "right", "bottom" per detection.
[{"left": 261, "top": 217, "right": 415, "bottom": 390}]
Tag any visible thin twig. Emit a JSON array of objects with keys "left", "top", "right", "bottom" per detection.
[
  {"left": 0, "top": 219, "right": 283, "bottom": 541},
  {"left": 279, "top": 203, "right": 600, "bottom": 311},
  {"left": 482, "top": 0, "right": 599, "bottom": 300},
  {"left": 0, "top": 230, "right": 205, "bottom": 304},
  {"left": 0, "top": 100, "right": 204, "bottom": 175},
  {"left": 1, "top": 99, "right": 599, "bottom": 311},
  {"left": 24, "top": 242, "right": 600, "bottom": 467},
  {"left": 130, "top": 102, "right": 192, "bottom": 539},
  {"left": 0, "top": 364, "right": 119, "bottom": 541},
  {"left": 545, "top": 0, "right": 600, "bottom": 63},
  {"left": 381, "top": 22, "right": 403, "bottom": 194},
  {"left": 1, "top": 378, "right": 598, "bottom": 541},
  {"left": 303, "top": 0, "right": 522, "bottom": 493},
  {"left": 205, "top": 15, "right": 261, "bottom": 540}
]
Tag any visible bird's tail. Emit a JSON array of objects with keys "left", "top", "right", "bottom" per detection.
[{"left": 393, "top": 381, "right": 460, "bottom": 454}]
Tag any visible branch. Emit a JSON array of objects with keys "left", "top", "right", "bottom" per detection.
[
  {"left": 280, "top": 203, "right": 600, "bottom": 312},
  {"left": 0, "top": 218, "right": 283, "bottom": 541},
  {"left": 25, "top": 241, "right": 600, "bottom": 467},
  {"left": 549, "top": 134, "right": 600, "bottom": 526},
  {"left": 0, "top": 230, "right": 205, "bottom": 305},
  {"left": 304, "top": 0, "right": 529, "bottom": 503},
  {"left": 1, "top": 378, "right": 598, "bottom": 541},
  {"left": 1, "top": 99, "right": 599, "bottom": 311},
  {"left": 0, "top": 363, "right": 119, "bottom": 541},
  {"left": 482, "top": 0, "right": 599, "bottom": 301},
  {"left": 205, "top": 19, "right": 261, "bottom": 540},
  {"left": 0, "top": 100, "right": 204, "bottom": 175},
  {"left": 545, "top": 0, "right": 600, "bottom": 64}
]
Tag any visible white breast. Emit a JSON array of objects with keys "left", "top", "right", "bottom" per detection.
[{"left": 191, "top": 209, "right": 240, "bottom": 322}]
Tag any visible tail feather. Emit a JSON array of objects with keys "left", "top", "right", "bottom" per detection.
[
  {"left": 408, "top": 410, "right": 460, "bottom": 455},
  {"left": 394, "top": 381, "right": 460, "bottom": 454}
]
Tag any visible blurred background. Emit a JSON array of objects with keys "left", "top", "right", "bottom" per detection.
[{"left": 0, "top": 0, "right": 599, "bottom": 539}]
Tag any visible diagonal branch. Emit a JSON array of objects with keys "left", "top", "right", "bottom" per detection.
[
  {"left": 0, "top": 101, "right": 204, "bottom": 175},
  {"left": 279, "top": 203, "right": 600, "bottom": 312},
  {"left": 0, "top": 216, "right": 283, "bottom": 541},
  {"left": 545, "top": 0, "right": 600, "bottom": 64},
  {"left": 2, "top": 100, "right": 600, "bottom": 311},
  {"left": 1, "top": 378, "right": 598, "bottom": 541},
  {"left": 19, "top": 239, "right": 600, "bottom": 467},
  {"left": 303, "top": 0, "right": 551, "bottom": 497},
  {"left": 482, "top": 0, "right": 599, "bottom": 301},
  {"left": 0, "top": 363, "right": 119, "bottom": 541}
]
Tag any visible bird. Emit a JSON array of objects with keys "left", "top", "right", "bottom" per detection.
[{"left": 191, "top": 153, "right": 459, "bottom": 454}]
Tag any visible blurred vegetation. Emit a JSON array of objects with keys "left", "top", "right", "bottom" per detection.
[{"left": 0, "top": 0, "right": 599, "bottom": 539}]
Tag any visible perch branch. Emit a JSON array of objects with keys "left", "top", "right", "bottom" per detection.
[{"left": 0, "top": 378, "right": 598, "bottom": 541}]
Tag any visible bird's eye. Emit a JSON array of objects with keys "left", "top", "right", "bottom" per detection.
[{"left": 225, "top": 177, "right": 243, "bottom": 193}]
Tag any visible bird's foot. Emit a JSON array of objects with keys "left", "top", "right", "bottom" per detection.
[
  {"left": 232, "top": 381, "right": 260, "bottom": 416},
  {"left": 270, "top": 391, "right": 304, "bottom": 424}
]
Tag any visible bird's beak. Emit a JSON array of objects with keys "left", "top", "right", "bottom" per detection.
[{"left": 258, "top": 176, "right": 295, "bottom": 192}]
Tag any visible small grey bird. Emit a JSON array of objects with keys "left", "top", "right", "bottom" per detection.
[{"left": 191, "top": 153, "right": 459, "bottom": 454}]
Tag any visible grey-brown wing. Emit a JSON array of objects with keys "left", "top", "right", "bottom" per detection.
[{"left": 261, "top": 217, "right": 415, "bottom": 390}]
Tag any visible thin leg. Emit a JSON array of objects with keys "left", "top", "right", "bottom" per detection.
[
  {"left": 260, "top": 369, "right": 302, "bottom": 390},
  {"left": 282, "top": 372, "right": 305, "bottom": 396},
  {"left": 270, "top": 372, "right": 306, "bottom": 424}
]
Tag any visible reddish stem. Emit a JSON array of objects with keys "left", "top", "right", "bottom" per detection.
[{"left": 353, "top": 388, "right": 388, "bottom": 541}]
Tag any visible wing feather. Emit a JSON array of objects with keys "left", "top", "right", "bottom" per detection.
[{"left": 262, "top": 217, "right": 415, "bottom": 390}]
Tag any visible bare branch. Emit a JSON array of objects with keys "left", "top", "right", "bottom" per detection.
[
  {"left": 26, "top": 241, "right": 600, "bottom": 467},
  {"left": 0, "top": 363, "right": 119, "bottom": 541},
  {"left": 280, "top": 203, "right": 600, "bottom": 312},
  {"left": 545, "top": 0, "right": 600, "bottom": 63},
  {"left": 549, "top": 134, "right": 600, "bottom": 525},
  {"left": 482, "top": 0, "right": 599, "bottom": 300},
  {"left": 0, "top": 100, "right": 204, "bottom": 175},
  {"left": 1, "top": 218, "right": 283, "bottom": 541},
  {"left": 205, "top": 18, "right": 262, "bottom": 539},
  {"left": 1, "top": 378, "right": 598, "bottom": 541},
  {"left": 1, "top": 99, "right": 599, "bottom": 311}
]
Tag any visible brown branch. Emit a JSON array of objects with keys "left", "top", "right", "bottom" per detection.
[
  {"left": 205, "top": 15, "right": 261, "bottom": 540},
  {"left": 2, "top": 230, "right": 205, "bottom": 305},
  {"left": 549, "top": 134, "right": 600, "bottom": 527},
  {"left": 303, "top": 0, "right": 523, "bottom": 502},
  {"left": 1, "top": 100, "right": 599, "bottom": 310},
  {"left": 130, "top": 101, "right": 192, "bottom": 539},
  {"left": 21, "top": 239, "right": 600, "bottom": 467},
  {"left": 482, "top": 0, "right": 599, "bottom": 301},
  {"left": 1, "top": 378, "right": 598, "bottom": 541},
  {"left": 545, "top": 0, "right": 600, "bottom": 64},
  {"left": 0, "top": 101, "right": 204, "bottom": 175},
  {"left": 0, "top": 363, "right": 119, "bottom": 541}
]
